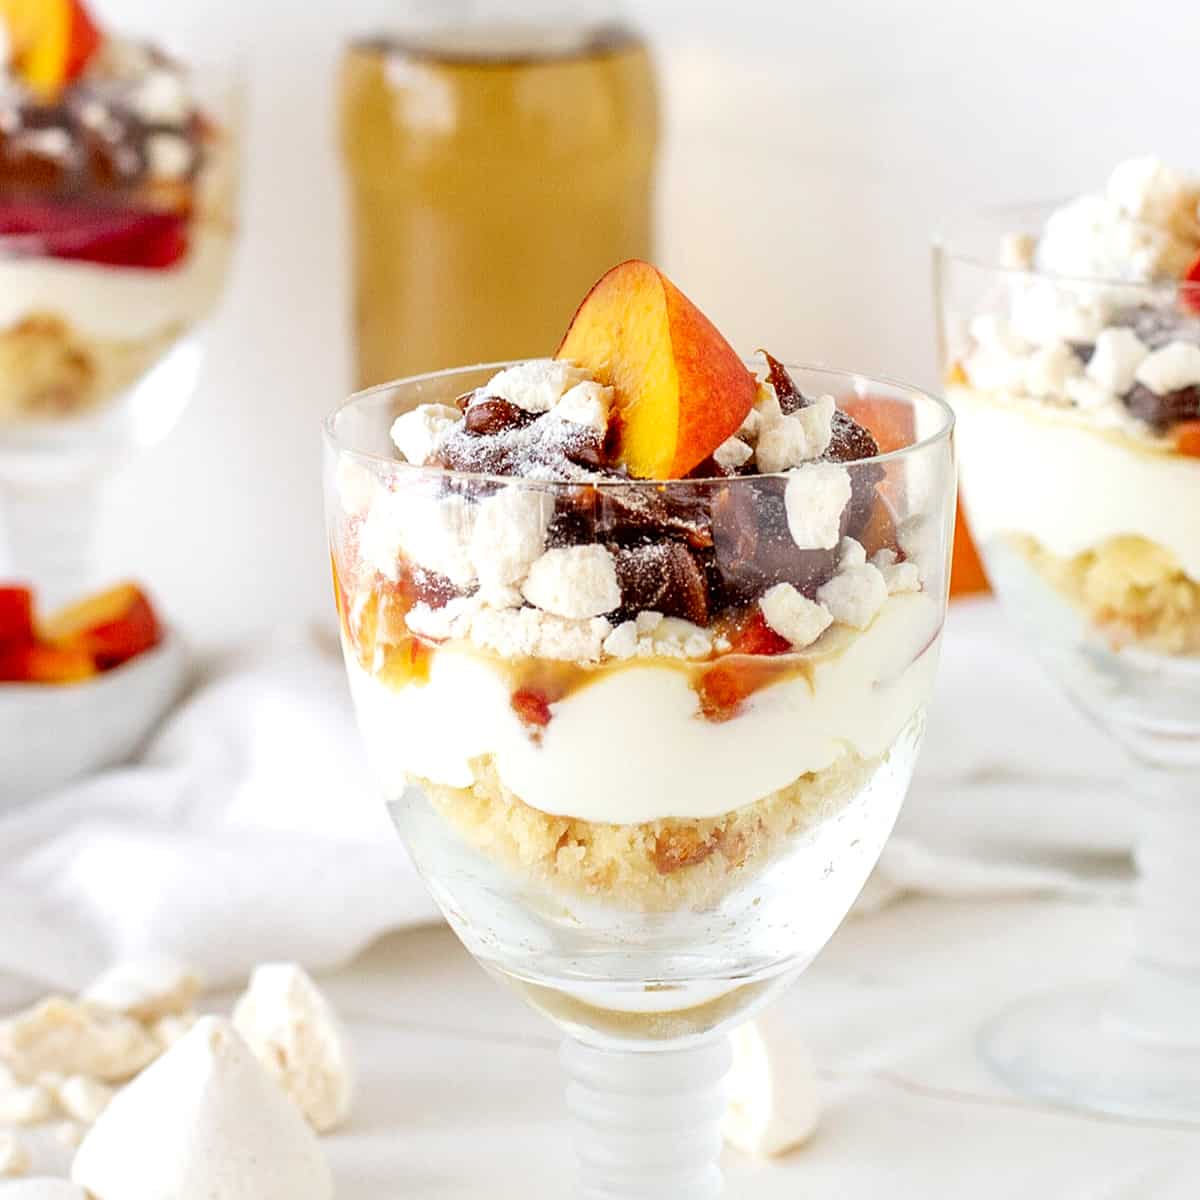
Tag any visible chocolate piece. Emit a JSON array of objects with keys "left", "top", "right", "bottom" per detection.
[
  {"left": 463, "top": 397, "right": 537, "bottom": 436},
  {"left": 0, "top": 105, "right": 86, "bottom": 196},
  {"left": 1123, "top": 382, "right": 1200, "bottom": 431},
  {"left": 554, "top": 484, "right": 715, "bottom": 551},
  {"left": 614, "top": 542, "right": 709, "bottom": 625},
  {"left": 67, "top": 89, "right": 149, "bottom": 192},
  {"left": 439, "top": 405, "right": 609, "bottom": 480},
  {"left": 1111, "top": 305, "right": 1200, "bottom": 352},
  {"left": 763, "top": 350, "right": 809, "bottom": 413},
  {"left": 409, "top": 566, "right": 463, "bottom": 608},
  {"left": 710, "top": 480, "right": 840, "bottom": 605}
]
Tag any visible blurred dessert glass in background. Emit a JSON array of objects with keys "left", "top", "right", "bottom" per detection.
[
  {"left": 0, "top": 0, "right": 238, "bottom": 606},
  {"left": 937, "top": 157, "right": 1200, "bottom": 1121},
  {"left": 339, "top": 0, "right": 658, "bottom": 387}
]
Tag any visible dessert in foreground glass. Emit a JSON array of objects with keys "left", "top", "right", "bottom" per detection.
[
  {"left": 0, "top": 0, "right": 237, "bottom": 601},
  {"left": 937, "top": 157, "right": 1200, "bottom": 1120},
  {"left": 327, "top": 260, "right": 955, "bottom": 1195},
  {"left": 339, "top": 1, "right": 657, "bottom": 386}
]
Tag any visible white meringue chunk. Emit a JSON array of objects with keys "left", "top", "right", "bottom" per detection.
[
  {"left": 722, "top": 1012, "right": 821, "bottom": 1157},
  {"left": 81, "top": 961, "right": 202, "bottom": 1023},
  {"left": 0, "top": 1133, "right": 29, "bottom": 1179},
  {"left": 0, "top": 998, "right": 158, "bottom": 1085},
  {"left": 232, "top": 964, "right": 354, "bottom": 1134},
  {"left": 72, "top": 1017, "right": 333, "bottom": 1200}
]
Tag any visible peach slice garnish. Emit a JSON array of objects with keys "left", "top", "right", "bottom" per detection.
[
  {"left": 41, "top": 582, "right": 162, "bottom": 670},
  {"left": 556, "top": 260, "right": 757, "bottom": 479},
  {"left": 2, "top": 0, "right": 103, "bottom": 96}
]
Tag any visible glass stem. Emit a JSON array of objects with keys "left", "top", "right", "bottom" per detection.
[
  {"left": 1, "top": 477, "right": 106, "bottom": 610},
  {"left": 1110, "top": 766, "right": 1200, "bottom": 1046},
  {"left": 561, "top": 1036, "right": 732, "bottom": 1200}
]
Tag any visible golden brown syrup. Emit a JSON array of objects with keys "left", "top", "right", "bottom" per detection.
[{"left": 338, "top": 562, "right": 829, "bottom": 726}]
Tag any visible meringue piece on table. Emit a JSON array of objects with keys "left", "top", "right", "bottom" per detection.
[
  {"left": 71, "top": 1017, "right": 333, "bottom": 1200},
  {"left": 81, "top": 961, "right": 202, "bottom": 1023},
  {"left": 55, "top": 1075, "right": 113, "bottom": 1125},
  {"left": 722, "top": 1010, "right": 822, "bottom": 1157},
  {"left": 232, "top": 964, "right": 354, "bottom": 1134},
  {"left": 0, "top": 998, "right": 158, "bottom": 1083},
  {"left": 0, "top": 1083, "right": 52, "bottom": 1126},
  {"left": 0, "top": 1133, "right": 29, "bottom": 1179}
]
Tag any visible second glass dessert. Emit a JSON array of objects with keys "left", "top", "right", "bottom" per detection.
[
  {"left": 1, "top": 1, "right": 238, "bottom": 603},
  {"left": 328, "top": 260, "right": 955, "bottom": 1195},
  {"left": 937, "top": 157, "right": 1200, "bottom": 1121}
]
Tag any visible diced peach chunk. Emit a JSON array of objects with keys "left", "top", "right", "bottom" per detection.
[
  {"left": 0, "top": 585, "right": 35, "bottom": 646},
  {"left": 41, "top": 582, "right": 162, "bottom": 669},
  {"left": 0, "top": 642, "right": 96, "bottom": 684}
]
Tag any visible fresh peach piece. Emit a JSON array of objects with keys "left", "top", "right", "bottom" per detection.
[
  {"left": 840, "top": 395, "right": 915, "bottom": 454},
  {"left": 950, "top": 499, "right": 990, "bottom": 597},
  {"left": 1182, "top": 253, "right": 1200, "bottom": 317},
  {"left": 41, "top": 583, "right": 162, "bottom": 669},
  {"left": 2, "top": 0, "right": 103, "bottom": 95},
  {"left": 0, "top": 643, "right": 96, "bottom": 684},
  {"left": 1175, "top": 420, "right": 1200, "bottom": 457},
  {"left": 0, "top": 585, "right": 35, "bottom": 646},
  {"left": 556, "top": 260, "right": 757, "bottom": 479}
]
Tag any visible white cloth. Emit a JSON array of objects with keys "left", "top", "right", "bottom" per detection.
[
  {"left": 0, "top": 629, "right": 437, "bottom": 991},
  {"left": 0, "top": 602, "right": 1134, "bottom": 992}
]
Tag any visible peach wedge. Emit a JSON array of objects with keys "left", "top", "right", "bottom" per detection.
[{"left": 556, "top": 260, "right": 757, "bottom": 479}]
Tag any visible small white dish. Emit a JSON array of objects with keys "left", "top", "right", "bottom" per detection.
[{"left": 0, "top": 631, "right": 188, "bottom": 807}]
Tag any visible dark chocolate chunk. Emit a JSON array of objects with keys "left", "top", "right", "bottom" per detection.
[
  {"left": 763, "top": 350, "right": 810, "bottom": 414},
  {"left": 1123, "top": 382, "right": 1200, "bottom": 431},
  {"left": 463, "top": 397, "right": 537, "bottom": 436},
  {"left": 614, "top": 542, "right": 709, "bottom": 625},
  {"left": 710, "top": 480, "right": 840, "bottom": 605},
  {"left": 1111, "top": 305, "right": 1200, "bottom": 352}
]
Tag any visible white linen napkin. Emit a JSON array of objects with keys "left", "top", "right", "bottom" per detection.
[
  {"left": 0, "top": 601, "right": 1133, "bottom": 993},
  {"left": 0, "top": 628, "right": 437, "bottom": 992}
]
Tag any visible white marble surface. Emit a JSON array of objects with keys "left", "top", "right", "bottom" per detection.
[
  {"left": 240, "top": 899, "right": 1200, "bottom": 1195},
  {"left": 4, "top": 894, "right": 1198, "bottom": 1194}
]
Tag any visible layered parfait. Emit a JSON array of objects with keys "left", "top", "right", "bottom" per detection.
[
  {"left": 0, "top": 0, "right": 235, "bottom": 421},
  {"left": 331, "top": 261, "right": 945, "bottom": 911},
  {"left": 946, "top": 157, "right": 1200, "bottom": 655}
]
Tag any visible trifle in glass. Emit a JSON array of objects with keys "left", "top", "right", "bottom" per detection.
[
  {"left": 937, "top": 158, "right": 1200, "bottom": 1120},
  {"left": 1, "top": 0, "right": 237, "bottom": 600},
  {"left": 327, "top": 261, "right": 955, "bottom": 1194}
]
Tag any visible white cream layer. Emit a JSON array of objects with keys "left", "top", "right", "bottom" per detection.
[
  {"left": 346, "top": 591, "right": 941, "bottom": 826},
  {"left": 0, "top": 223, "right": 233, "bottom": 342},
  {"left": 952, "top": 385, "right": 1200, "bottom": 582}
]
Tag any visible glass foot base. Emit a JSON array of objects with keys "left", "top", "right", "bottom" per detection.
[{"left": 980, "top": 982, "right": 1200, "bottom": 1124}]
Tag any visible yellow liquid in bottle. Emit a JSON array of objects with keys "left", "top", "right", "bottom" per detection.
[{"left": 339, "top": 26, "right": 658, "bottom": 387}]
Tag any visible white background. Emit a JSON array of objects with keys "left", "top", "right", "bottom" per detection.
[{"left": 92, "top": 0, "right": 1197, "bottom": 647}]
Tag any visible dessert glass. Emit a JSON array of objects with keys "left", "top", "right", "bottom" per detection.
[
  {"left": 0, "top": 65, "right": 239, "bottom": 607},
  {"left": 936, "top": 213, "right": 1200, "bottom": 1121},
  {"left": 326, "top": 361, "right": 955, "bottom": 1195}
]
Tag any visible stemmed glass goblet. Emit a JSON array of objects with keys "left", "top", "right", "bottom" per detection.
[
  {"left": 0, "top": 63, "right": 240, "bottom": 607},
  {"left": 325, "top": 361, "right": 956, "bottom": 1195},
  {"left": 937, "top": 214, "right": 1200, "bottom": 1121}
]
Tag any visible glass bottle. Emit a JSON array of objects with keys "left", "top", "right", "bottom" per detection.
[{"left": 339, "top": 0, "right": 659, "bottom": 386}]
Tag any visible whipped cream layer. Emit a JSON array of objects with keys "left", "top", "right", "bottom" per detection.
[
  {"left": 0, "top": 225, "right": 232, "bottom": 341},
  {"left": 952, "top": 385, "right": 1200, "bottom": 582},
  {"left": 347, "top": 591, "right": 941, "bottom": 826}
]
